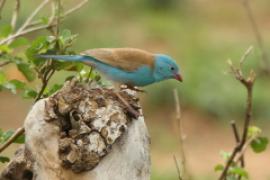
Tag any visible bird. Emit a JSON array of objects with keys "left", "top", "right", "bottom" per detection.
[{"left": 38, "top": 48, "right": 182, "bottom": 89}]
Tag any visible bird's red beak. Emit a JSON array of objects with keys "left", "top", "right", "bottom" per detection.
[{"left": 174, "top": 73, "right": 183, "bottom": 82}]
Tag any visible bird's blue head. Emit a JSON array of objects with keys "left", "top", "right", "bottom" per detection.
[{"left": 153, "top": 54, "right": 182, "bottom": 82}]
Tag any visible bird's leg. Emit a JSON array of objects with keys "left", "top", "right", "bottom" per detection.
[{"left": 120, "top": 84, "right": 146, "bottom": 93}]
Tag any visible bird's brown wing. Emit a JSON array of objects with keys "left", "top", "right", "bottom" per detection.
[{"left": 80, "top": 48, "right": 155, "bottom": 71}]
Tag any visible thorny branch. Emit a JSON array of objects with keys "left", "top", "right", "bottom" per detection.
[
  {"left": 0, "top": 0, "right": 89, "bottom": 154},
  {"left": 240, "top": 0, "right": 270, "bottom": 73},
  {"left": 219, "top": 47, "right": 256, "bottom": 180}
]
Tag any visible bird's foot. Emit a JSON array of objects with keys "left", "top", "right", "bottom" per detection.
[{"left": 120, "top": 85, "right": 146, "bottom": 93}]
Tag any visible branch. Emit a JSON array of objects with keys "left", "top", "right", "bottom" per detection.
[
  {"left": 63, "top": 0, "right": 88, "bottom": 17},
  {"left": 0, "top": 0, "right": 6, "bottom": 19},
  {"left": 240, "top": 0, "right": 270, "bottom": 73},
  {"left": 0, "top": 61, "right": 11, "bottom": 67},
  {"left": 173, "top": 155, "right": 183, "bottom": 180},
  {"left": 0, "top": 0, "right": 89, "bottom": 157},
  {"left": 11, "top": 0, "right": 20, "bottom": 31},
  {"left": 173, "top": 89, "right": 190, "bottom": 180},
  {"left": 114, "top": 92, "right": 140, "bottom": 118},
  {"left": 25, "top": 0, "right": 88, "bottom": 29},
  {"left": 230, "top": 121, "right": 244, "bottom": 168},
  {"left": 219, "top": 47, "right": 256, "bottom": 180},
  {"left": 0, "top": 0, "right": 88, "bottom": 46},
  {"left": 0, "top": 127, "right": 24, "bottom": 153},
  {"left": 16, "top": 0, "right": 50, "bottom": 35},
  {"left": 0, "top": 23, "right": 56, "bottom": 45},
  {"left": 230, "top": 121, "right": 245, "bottom": 180}
]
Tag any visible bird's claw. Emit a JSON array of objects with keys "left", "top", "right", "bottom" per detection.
[{"left": 120, "top": 85, "right": 146, "bottom": 93}]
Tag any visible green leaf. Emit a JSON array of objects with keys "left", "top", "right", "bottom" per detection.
[
  {"left": 40, "top": 17, "right": 49, "bottom": 24},
  {"left": 17, "top": 63, "right": 36, "bottom": 81},
  {"left": 229, "top": 167, "right": 248, "bottom": 178},
  {"left": 0, "top": 45, "right": 12, "bottom": 53},
  {"left": 1, "top": 130, "right": 14, "bottom": 142},
  {"left": 9, "top": 37, "right": 29, "bottom": 48},
  {"left": 14, "top": 134, "right": 25, "bottom": 144},
  {"left": 26, "top": 36, "right": 49, "bottom": 66},
  {"left": 248, "top": 126, "right": 261, "bottom": 138},
  {"left": 250, "top": 136, "right": 268, "bottom": 153},
  {"left": 0, "top": 71, "right": 6, "bottom": 84},
  {"left": 220, "top": 151, "right": 231, "bottom": 161},
  {"left": 23, "top": 89, "right": 37, "bottom": 99},
  {"left": 214, "top": 164, "right": 224, "bottom": 172},
  {"left": 61, "top": 29, "right": 72, "bottom": 40},
  {"left": 59, "top": 29, "right": 77, "bottom": 49},
  {"left": 0, "top": 24, "right": 12, "bottom": 38},
  {"left": 0, "top": 130, "right": 24, "bottom": 144},
  {"left": 46, "top": 84, "right": 63, "bottom": 96},
  {"left": 3, "top": 80, "right": 25, "bottom": 94},
  {"left": 0, "top": 156, "right": 10, "bottom": 163}
]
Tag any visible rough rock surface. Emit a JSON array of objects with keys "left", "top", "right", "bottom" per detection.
[{"left": 0, "top": 80, "right": 151, "bottom": 180}]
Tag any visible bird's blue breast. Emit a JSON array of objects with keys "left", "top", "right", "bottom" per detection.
[{"left": 93, "top": 62, "right": 155, "bottom": 86}]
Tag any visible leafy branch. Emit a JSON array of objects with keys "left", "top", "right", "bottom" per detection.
[
  {"left": 0, "top": 0, "right": 88, "bottom": 46},
  {"left": 216, "top": 47, "right": 268, "bottom": 179},
  {"left": 0, "top": 0, "right": 89, "bottom": 156}
]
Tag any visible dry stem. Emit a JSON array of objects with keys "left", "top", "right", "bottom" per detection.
[
  {"left": 240, "top": 0, "right": 270, "bottom": 73},
  {"left": 0, "top": 0, "right": 6, "bottom": 19},
  {"left": 219, "top": 47, "right": 256, "bottom": 180},
  {"left": 11, "top": 0, "right": 20, "bottom": 31},
  {"left": 173, "top": 89, "right": 189, "bottom": 180}
]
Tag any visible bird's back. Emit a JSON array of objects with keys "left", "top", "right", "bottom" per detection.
[{"left": 81, "top": 48, "right": 155, "bottom": 72}]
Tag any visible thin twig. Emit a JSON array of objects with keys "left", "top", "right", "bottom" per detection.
[
  {"left": 235, "top": 137, "right": 254, "bottom": 163},
  {"left": 219, "top": 48, "right": 256, "bottom": 180},
  {"left": 0, "top": 127, "right": 24, "bottom": 153},
  {"left": 173, "top": 154, "right": 183, "bottom": 180},
  {"left": 114, "top": 92, "right": 140, "bottom": 118},
  {"left": 25, "top": 0, "right": 88, "bottom": 29},
  {"left": 230, "top": 120, "right": 245, "bottom": 167},
  {"left": 63, "top": 0, "right": 88, "bottom": 17},
  {"left": 173, "top": 89, "right": 189, "bottom": 180},
  {"left": 11, "top": 0, "right": 20, "bottom": 31},
  {"left": 0, "top": 23, "right": 56, "bottom": 45},
  {"left": 0, "top": 61, "right": 11, "bottom": 67},
  {"left": 240, "top": 46, "right": 253, "bottom": 67},
  {"left": 0, "top": 0, "right": 6, "bottom": 19},
  {"left": 240, "top": 0, "right": 270, "bottom": 73},
  {"left": 0, "top": 0, "right": 88, "bottom": 46},
  {"left": 230, "top": 120, "right": 245, "bottom": 180},
  {"left": 16, "top": 0, "right": 50, "bottom": 35}
]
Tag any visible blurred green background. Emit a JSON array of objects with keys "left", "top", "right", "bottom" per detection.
[{"left": 1, "top": 0, "right": 270, "bottom": 179}]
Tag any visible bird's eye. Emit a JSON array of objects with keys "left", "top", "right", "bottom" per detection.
[{"left": 170, "top": 67, "right": 175, "bottom": 71}]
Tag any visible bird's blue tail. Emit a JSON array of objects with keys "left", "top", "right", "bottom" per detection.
[{"left": 37, "top": 54, "right": 89, "bottom": 62}]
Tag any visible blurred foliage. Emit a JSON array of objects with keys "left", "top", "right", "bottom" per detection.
[
  {"left": 50, "top": 0, "right": 270, "bottom": 119},
  {"left": 216, "top": 125, "right": 268, "bottom": 179},
  {"left": 1, "top": 0, "right": 270, "bottom": 178}
]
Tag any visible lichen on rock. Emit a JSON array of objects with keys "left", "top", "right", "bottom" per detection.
[{"left": 44, "top": 80, "right": 141, "bottom": 173}]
